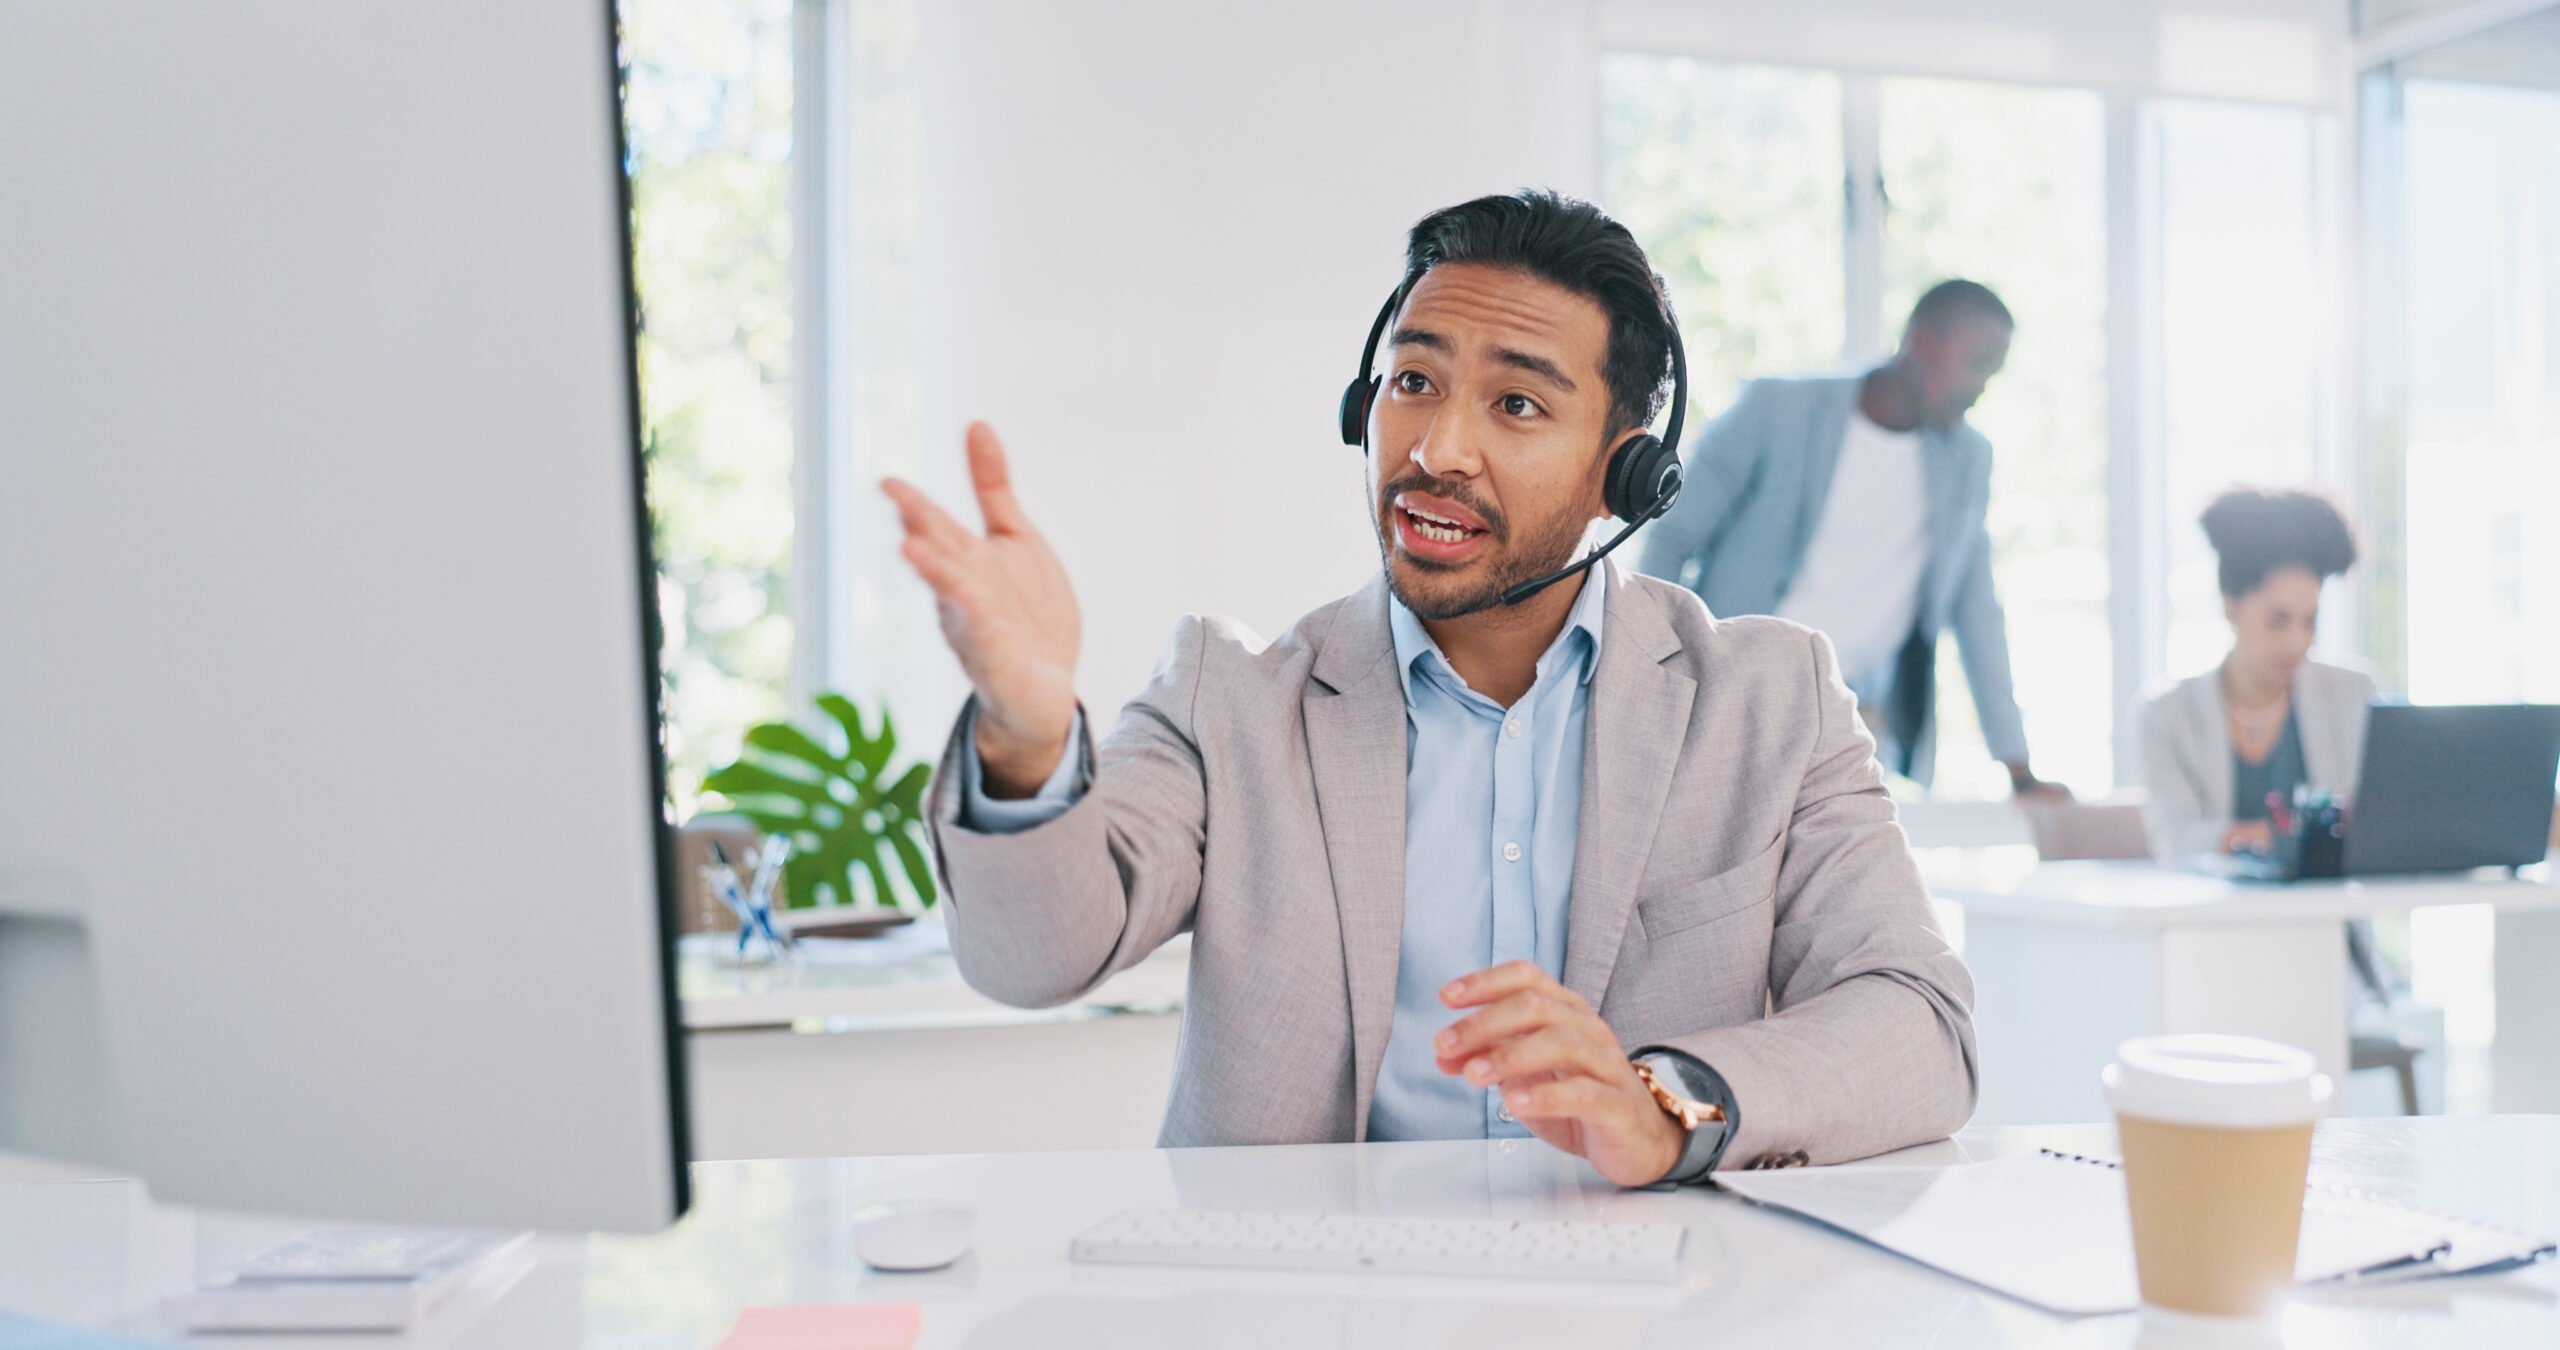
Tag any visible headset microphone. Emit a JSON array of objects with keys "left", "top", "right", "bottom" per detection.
[
  {"left": 1340, "top": 279, "right": 1689, "bottom": 608},
  {"left": 1491, "top": 474, "right": 1678, "bottom": 606}
]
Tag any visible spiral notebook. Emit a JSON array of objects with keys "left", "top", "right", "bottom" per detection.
[{"left": 1717, "top": 1149, "right": 2550, "bottom": 1317}]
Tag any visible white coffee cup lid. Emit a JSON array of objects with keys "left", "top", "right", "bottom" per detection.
[{"left": 2101, "top": 1035, "right": 2333, "bottom": 1128}]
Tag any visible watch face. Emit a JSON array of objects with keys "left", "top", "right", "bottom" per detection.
[
  {"left": 1637, "top": 1058, "right": 1723, "bottom": 1129},
  {"left": 1639, "top": 1054, "right": 1704, "bottom": 1102}
]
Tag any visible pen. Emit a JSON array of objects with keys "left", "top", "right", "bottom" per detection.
[
  {"left": 747, "top": 836, "right": 796, "bottom": 951},
  {"left": 705, "top": 843, "right": 765, "bottom": 956},
  {"left": 701, "top": 861, "right": 752, "bottom": 923},
  {"left": 709, "top": 840, "right": 791, "bottom": 954},
  {"left": 747, "top": 835, "right": 790, "bottom": 911}
]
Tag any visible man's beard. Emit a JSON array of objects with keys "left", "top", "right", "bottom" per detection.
[{"left": 1372, "top": 472, "right": 1593, "bottom": 621}]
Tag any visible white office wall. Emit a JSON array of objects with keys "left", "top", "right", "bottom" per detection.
[
  {"left": 838, "top": 0, "right": 1603, "bottom": 744},
  {"left": 826, "top": 0, "right": 2354, "bottom": 748}
]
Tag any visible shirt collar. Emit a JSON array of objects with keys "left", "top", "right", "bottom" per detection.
[{"left": 1386, "top": 567, "right": 1606, "bottom": 708}]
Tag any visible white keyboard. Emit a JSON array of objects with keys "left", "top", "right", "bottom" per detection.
[{"left": 1069, "top": 1208, "right": 1687, "bottom": 1283}]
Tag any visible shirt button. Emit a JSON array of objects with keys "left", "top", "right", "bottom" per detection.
[
  {"left": 1502, "top": 842, "right": 1522, "bottom": 862},
  {"left": 1497, "top": 1104, "right": 1515, "bottom": 1124},
  {"left": 1504, "top": 717, "right": 1522, "bottom": 739}
]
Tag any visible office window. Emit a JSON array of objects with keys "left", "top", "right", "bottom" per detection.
[
  {"left": 623, "top": 0, "right": 798, "bottom": 811},
  {"left": 1878, "top": 77, "right": 2111, "bottom": 796},
  {"left": 2395, "top": 78, "right": 2560, "bottom": 705},
  {"left": 1602, "top": 58, "right": 1846, "bottom": 415},
  {"left": 2152, "top": 101, "right": 2333, "bottom": 681},
  {"left": 1604, "top": 61, "right": 2111, "bottom": 795}
]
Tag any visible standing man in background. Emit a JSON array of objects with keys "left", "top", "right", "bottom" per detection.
[{"left": 1637, "top": 281, "right": 2062, "bottom": 794}]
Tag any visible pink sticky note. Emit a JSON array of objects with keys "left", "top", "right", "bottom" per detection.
[{"left": 715, "top": 1303, "right": 922, "bottom": 1350}]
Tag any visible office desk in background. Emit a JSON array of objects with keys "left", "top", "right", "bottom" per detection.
[
  {"left": 1936, "top": 858, "right": 2560, "bottom": 1125},
  {"left": 680, "top": 924, "right": 1185, "bottom": 1159},
  {"left": 2, "top": 1117, "right": 2554, "bottom": 1348}
]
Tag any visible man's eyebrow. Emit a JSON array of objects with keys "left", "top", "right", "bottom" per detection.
[
  {"left": 1388, "top": 329, "right": 1582, "bottom": 394},
  {"left": 1493, "top": 347, "right": 1578, "bottom": 392}
]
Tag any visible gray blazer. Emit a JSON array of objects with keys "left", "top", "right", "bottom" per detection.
[
  {"left": 2135, "top": 657, "right": 2379, "bottom": 863},
  {"left": 1635, "top": 375, "right": 2027, "bottom": 783},
  {"left": 927, "top": 564, "right": 1978, "bottom": 1169}
]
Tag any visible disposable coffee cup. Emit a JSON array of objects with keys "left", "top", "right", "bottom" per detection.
[{"left": 2101, "top": 1035, "right": 2333, "bottom": 1317}]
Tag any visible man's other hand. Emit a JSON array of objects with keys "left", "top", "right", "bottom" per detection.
[
  {"left": 881, "top": 422, "right": 1081, "bottom": 797},
  {"left": 2221, "top": 820, "right": 2275, "bottom": 855},
  {"left": 1434, "top": 960, "right": 1685, "bottom": 1186},
  {"left": 2006, "top": 760, "right": 2072, "bottom": 802}
]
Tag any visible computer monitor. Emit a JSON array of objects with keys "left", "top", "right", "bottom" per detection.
[{"left": 0, "top": 0, "right": 688, "bottom": 1231}]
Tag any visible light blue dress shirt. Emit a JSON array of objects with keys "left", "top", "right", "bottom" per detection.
[{"left": 1365, "top": 574, "right": 1600, "bottom": 1142}]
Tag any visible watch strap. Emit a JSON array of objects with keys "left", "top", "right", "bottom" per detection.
[{"left": 1631, "top": 1048, "right": 1738, "bottom": 1185}]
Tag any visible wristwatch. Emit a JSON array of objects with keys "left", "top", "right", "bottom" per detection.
[
  {"left": 1632, "top": 1059, "right": 1726, "bottom": 1132},
  {"left": 1630, "top": 1052, "right": 1734, "bottom": 1185}
]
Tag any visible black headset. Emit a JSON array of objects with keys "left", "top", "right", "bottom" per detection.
[{"left": 1338, "top": 278, "right": 1687, "bottom": 606}]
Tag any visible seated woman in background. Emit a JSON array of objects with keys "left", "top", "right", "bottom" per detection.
[{"left": 2138, "top": 488, "right": 2376, "bottom": 862}]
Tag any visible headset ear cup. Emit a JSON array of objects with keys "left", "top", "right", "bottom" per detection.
[
  {"left": 1649, "top": 456, "right": 1684, "bottom": 519},
  {"left": 1339, "top": 377, "right": 1379, "bottom": 449},
  {"left": 1603, "top": 434, "right": 1665, "bottom": 520}
]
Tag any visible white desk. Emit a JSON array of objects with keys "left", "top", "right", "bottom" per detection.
[
  {"left": 679, "top": 924, "right": 1185, "bottom": 1159},
  {"left": 2, "top": 1117, "right": 2554, "bottom": 1348},
  {"left": 1936, "top": 859, "right": 2560, "bottom": 1125}
]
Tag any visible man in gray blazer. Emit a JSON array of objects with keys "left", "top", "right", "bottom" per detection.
[
  {"left": 884, "top": 191, "right": 1976, "bottom": 1185},
  {"left": 1637, "top": 284, "right": 2059, "bottom": 794}
]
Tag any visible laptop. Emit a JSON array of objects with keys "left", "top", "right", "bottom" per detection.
[{"left": 2341, "top": 703, "right": 2560, "bottom": 875}]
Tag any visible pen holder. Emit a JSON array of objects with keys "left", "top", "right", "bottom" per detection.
[
  {"left": 2270, "top": 789, "right": 2345, "bottom": 880},
  {"left": 696, "top": 831, "right": 797, "bottom": 965}
]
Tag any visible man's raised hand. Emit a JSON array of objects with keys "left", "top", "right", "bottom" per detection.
[{"left": 881, "top": 422, "right": 1081, "bottom": 797}]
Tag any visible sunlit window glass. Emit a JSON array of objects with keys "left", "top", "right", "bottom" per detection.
[
  {"left": 2153, "top": 100, "right": 2332, "bottom": 682},
  {"left": 1879, "top": 76, "right": 2110, "bottom": 796},
  {"left": 2399, "top": 79, "right": 2560, "bottom": 705},
  {"left": 622, "top": 0, "right": 797, "bottom": 812},
  {"left": 1601, "top": 57, "right": 1847, "bottom": 418}
]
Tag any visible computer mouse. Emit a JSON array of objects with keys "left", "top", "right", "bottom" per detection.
[{"left": 851, "top": 1199, "right": 975, "bottom": 1272}]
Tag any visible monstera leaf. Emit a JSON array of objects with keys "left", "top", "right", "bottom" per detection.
[{"left": 700, "top": 694, "right": 936, "bottom": 910}]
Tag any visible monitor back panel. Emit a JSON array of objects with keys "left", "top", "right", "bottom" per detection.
[
  {"left": 0, "top": 1, "right": 686, "bottom": 1230},
  {"left": 2347, "top": 705, "right": 2560, "bottom": 875}
]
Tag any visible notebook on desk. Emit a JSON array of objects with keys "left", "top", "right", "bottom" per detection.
[{"left": 1717, "top": 1150, "right": 2550, "bottom": 1317}]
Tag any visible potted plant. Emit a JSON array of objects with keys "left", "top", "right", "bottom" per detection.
[{"left": 700, "top": 693, "right": 936, "bottom": 913}]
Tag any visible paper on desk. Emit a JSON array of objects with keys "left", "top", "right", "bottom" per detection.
[
  {"left": 2309, "top": 1187, "right": 2557, "bottom": 1281},
  {"left": 1716, "top": 1153, "right": 2442, "bottom": 1316},
  {"left": 716, "top": 1302, "right": 921, "bottom": 1350}
]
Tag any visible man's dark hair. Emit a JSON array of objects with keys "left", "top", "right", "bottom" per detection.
[
  {"left": 1400, "top": 190, "right": 1676, "bottom": 437},
  {"left": 1906, "top": 279, "right": 2013, "bottom": 336},
  {"left": 2200, "top": 487, "right": 2359, "bottom": 599}
]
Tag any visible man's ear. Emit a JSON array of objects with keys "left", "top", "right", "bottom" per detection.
[{"left": 1596, "top": 427, "right": 1641, "bottom": 483}]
